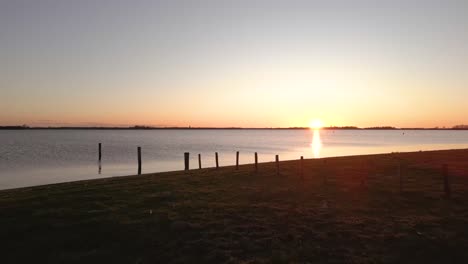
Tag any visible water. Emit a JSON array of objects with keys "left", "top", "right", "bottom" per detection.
[{"left": 1, "top": 129, "right": 468, "bottom": 190}]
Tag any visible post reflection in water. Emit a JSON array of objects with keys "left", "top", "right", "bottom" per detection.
[{"left": 311, "top": 129, "right": 322, "bottom": 158}]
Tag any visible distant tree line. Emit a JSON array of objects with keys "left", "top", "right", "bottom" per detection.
[
  {"left": 131, "top": 125, "right": 155, "bottom": 129},
  {"left": 2, "top": 124, "right": 468, "bottom": 130},
  {"left": 453, "top": 125, "right": 468, "bottom": 130},
  {"left": 364, "top": 126, "right": 397, "bottom": 130},
  {"left": 0, "top": 125, "right": 29, "bottom": 129}
]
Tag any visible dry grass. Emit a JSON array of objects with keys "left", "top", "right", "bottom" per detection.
[{"left": 1, "top": 149, "right": 468, "bottom": 263}]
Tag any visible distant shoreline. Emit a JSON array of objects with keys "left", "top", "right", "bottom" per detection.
[{"left": 1, "top": 126, "right": 468, "bottom": 130}]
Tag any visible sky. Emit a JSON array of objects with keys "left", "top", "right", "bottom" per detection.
[{"left": 1, "top": 0, "right": 468, "bottom": 128}]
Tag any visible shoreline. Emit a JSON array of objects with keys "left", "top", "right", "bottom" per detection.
[{"left": 1, "top": 148, "right": 467, "bottom": 192}]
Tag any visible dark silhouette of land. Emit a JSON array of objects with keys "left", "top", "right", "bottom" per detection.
[
  {"left": 1, "top": 149, "right": 468, "bottom": 263},
  {"left": 2, "top": 125, "right": 468, "bottom": 130}
]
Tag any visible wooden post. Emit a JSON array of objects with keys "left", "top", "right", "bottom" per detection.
[
  {"left": 443, "top": 164, "right": 451, "bottom": 198},
  {"left": 215, "top": 152, "right": 219, "bottom": 169},
  {"left": 198, "top": 154, "right": 202, "bottom": 169},
  {"left": 398, "top": 162, "right": 402, "bottom": 194},
  {"left": 137, "top": 147, "right": 142, "bottom": 175},
  {"left": 276, "top": 155, "right": 279, "bottom": 176},
  {"left": 255, "top": 152, "right": 258, "bottom": 172},
  {"left": 98, "top": 143, "right": 102, "bottom": 161},
  {"left": 236, "top": 151, "right": 239, "bottom": 170},
  {"left": 184, "top": 152, "right": 190, "bottom": 171},
  {"left": 324, "top": 159, "right": 328, "bottom": 185},
  {"left": 300, "top": 156, "right": 304, "bottom": 180}
]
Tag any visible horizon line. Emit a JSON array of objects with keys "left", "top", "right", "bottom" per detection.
[{"left": 1, "top": 125, "right": 468, "bottom": 130}]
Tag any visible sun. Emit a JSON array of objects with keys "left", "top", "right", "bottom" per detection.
[{"left": 309, "top": 119, "right": 324, "bottom": 130}]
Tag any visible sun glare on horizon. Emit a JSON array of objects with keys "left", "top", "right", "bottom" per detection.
[{"left": 310, "top": 119, "right": 324, "bottom": 130}]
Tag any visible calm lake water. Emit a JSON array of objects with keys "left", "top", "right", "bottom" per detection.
[{"left": 1, "top": 129, "right": 468, "bottom": 190}]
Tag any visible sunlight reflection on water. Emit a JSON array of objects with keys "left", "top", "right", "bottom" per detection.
[{"left": 311, "top": 129, "right": 322, "bottom": 158}]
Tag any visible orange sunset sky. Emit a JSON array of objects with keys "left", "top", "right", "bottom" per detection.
[{"left": 1, "top": 0, "right": 467, "bottom": 128}]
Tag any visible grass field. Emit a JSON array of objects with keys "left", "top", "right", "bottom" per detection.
[{"left": 1, "top": 149, "right": 468, "bottom": 263}]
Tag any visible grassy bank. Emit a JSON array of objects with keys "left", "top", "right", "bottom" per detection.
[{"left": 1, "top": 149, "right": 468, "bottom": 263}]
